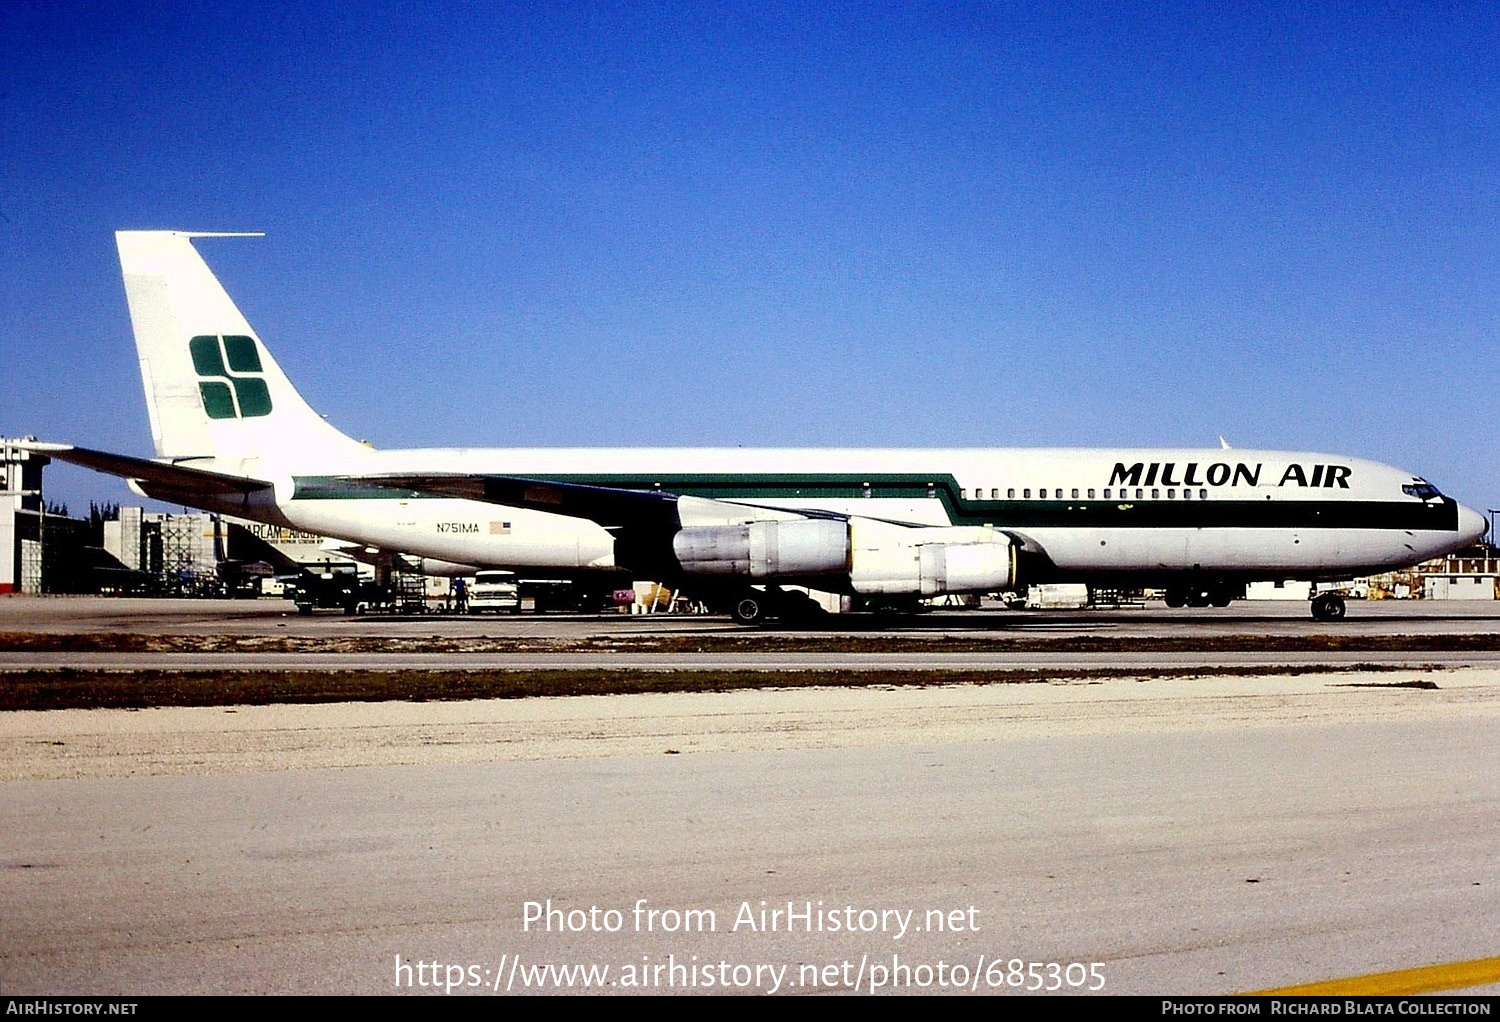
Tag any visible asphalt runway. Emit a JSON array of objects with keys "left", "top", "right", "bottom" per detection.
[
  {"left": 8, "top": 650, "right": 1500, "bottom": 672},
  {"left": 1, "top": 596, "right": 1497, "bottom": 996},
  {"left": 6, "top": 595, "right": 1500, "bottom": 673},
  {"left": 5, "top": 594, "right": 1500, "bottom": 638}
]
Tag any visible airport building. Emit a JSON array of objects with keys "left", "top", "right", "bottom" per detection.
[
  {"left": 0, "top": 440, "right": 97, "bottom": 595},
  {"left": 0, "top": 440, "right": 45, "bottom": 594},
  {"left": 1378, "top": 546, "right": 1500, "bottom": 601},
  {"left": 103, "top": 506, "right": 224, "bottom": 593}
]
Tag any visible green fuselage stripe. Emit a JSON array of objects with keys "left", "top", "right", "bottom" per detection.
[{"left": 290, "top": 474, "right": 1459, "bottom": 532}]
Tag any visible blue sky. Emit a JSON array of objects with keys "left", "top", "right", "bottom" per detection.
[{"left": 2, "top": 1, "right": 1496, "bottom": 514}]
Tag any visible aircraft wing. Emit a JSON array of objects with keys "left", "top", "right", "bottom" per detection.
[
  {"left": 354, "top": 473, "right": 692, "bottom": 531},
  {"left": 350, "top": 471, "right": 854, "bottom": 580},
  {"left": 19, "top": 442, "right": 274, "bottom": 496},
  {"left": 351, "top": 472, "right": 846, "bottom": 528}
]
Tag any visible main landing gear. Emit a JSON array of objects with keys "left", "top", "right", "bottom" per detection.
[
  {"left": 1310, "top": 592, "right": 1346, "bottom": 621},
  {"left": 727, "top": 586, "right": 827, "bottom": 626},
  {"left": 1162, "top": 585, "right": 1236, "bottom": 608},
  {"left": 730, "top": 591, "right": 769, "bottom": 626}
]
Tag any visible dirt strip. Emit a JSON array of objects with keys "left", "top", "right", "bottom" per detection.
[{"left": 0, "top": 663, "right": 1433, "bottom": 711}]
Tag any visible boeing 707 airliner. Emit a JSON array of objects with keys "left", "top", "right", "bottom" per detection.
[{"left": 28, "top": 232, "right": 1487, "bottom": 623}]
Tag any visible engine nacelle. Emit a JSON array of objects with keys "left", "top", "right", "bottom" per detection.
[
  {"left": 672, "top": 519, "right": 850, "bottom": 578},
  {"left": 670, "top": 515, "right": 1018, "bottom": 597},
  {"left": 848, "top": 523, "right": 1016, "bottom": 596}
]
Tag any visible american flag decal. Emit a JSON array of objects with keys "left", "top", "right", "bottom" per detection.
[{"left": 490, "top": 521, "right": 512, "bottom": 535}]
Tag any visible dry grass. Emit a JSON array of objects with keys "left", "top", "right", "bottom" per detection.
[{"left": 0, "top": 663, "right": 1430, "bottom": 711}]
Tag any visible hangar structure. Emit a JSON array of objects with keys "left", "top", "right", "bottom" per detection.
[
  {"left": 0, "top": 439, "right": 92, "bottom": 594},
  {"left": 0, "top": 440, "right": 45, "bottom": 594}
]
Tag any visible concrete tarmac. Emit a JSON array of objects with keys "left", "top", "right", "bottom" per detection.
[
  {"left": 1, "top": 596, "right": 1497, "bottom": 996},
  {"left": 2, "top": 673, "right": 1498, "bottom": 995}
]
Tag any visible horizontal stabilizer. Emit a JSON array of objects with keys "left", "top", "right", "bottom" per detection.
[{"left": 21, "top": 442, "right": 273, "bottom": 495}]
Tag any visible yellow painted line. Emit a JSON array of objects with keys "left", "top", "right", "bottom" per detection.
[{"left": 1246, "top": 955, "right": 1500, "bottom": 996}]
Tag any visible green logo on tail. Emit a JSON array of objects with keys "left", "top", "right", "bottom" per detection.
[{"left": 190, "top": 335, "right": 272, "bottom": 419}]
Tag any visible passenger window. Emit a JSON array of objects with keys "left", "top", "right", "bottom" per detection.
[
  {"left": 1023, "top": 489, "right": 1031, "bottom": 499},
  {"left": 1103, "top": 489, "right": 1111, "bottom": 499},
  {"left": 1071, "top": 488, "right": 1079, "bottom": 499},
  {"left": 1151, "top": 489, "right": 1159, "bottom": 499},
  {"left": 1087, "top": 489, "right": 1095, "bottom": 499},
  {"left": 1200, "top": 489, "right": 1207, "bottom": 499},
  {"left": 1183, "top": 489, "right": 1191, "bottom": 500},
  {"left": 1007, "top": 488, "right": 1015, "bottom": 499},
  {"left": 1168, "top": 489, "right": 1176, "bottom": 499},
  {"left": 1136, "top": 489, "right": 1143, "bottom": 499}
]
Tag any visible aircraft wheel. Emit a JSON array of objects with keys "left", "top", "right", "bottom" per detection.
[
  {"left": 1310, "top": 594, "right": 1346, "bottom": 621},
  {"left": 730, "top": 592, "right": 769, "bottom": 626},
  {"left": 1209, "top": 587, "right": 1235, "bottom": 608},
  {"left": 1164, "top": 588, "right": 1187, "bottom": 608}
]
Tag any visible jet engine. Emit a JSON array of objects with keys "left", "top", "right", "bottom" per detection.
[
  {"left": 670, "top": 516, "right": 1017, "bottom": 597},
  {"left": 672, "top": 519, "right": 849, "bottom": 577},
  {"left": 847, "top": 522, "right": 1017, "bottom": 595}
]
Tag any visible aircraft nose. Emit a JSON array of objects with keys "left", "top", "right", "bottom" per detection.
[{"left": 1457, "top": 504, "right": 1488, "bottom": 545}]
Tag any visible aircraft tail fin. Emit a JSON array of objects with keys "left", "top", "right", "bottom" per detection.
[{"left": 115, "top": 231, "right": 371, "bottom": 468}]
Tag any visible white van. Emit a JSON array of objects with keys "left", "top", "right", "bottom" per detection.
[{"left": 467, "top": 570, "right": 520, "bottom": 612}]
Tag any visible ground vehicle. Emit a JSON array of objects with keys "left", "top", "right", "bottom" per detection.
[
  {"left": 465, "top": 570, "right": 520, "bottom": 612},
  {"left": 288, "top": 564, "right": 381, "bottom": 615}
]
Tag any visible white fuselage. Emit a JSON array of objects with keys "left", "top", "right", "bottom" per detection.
[{"left": 204, "top": 446, "right": 1483, "bottom": 585}]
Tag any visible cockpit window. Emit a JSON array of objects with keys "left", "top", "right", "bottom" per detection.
[{"left": 1403, "top": 481, "right": 1443, "bottom": 501}]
